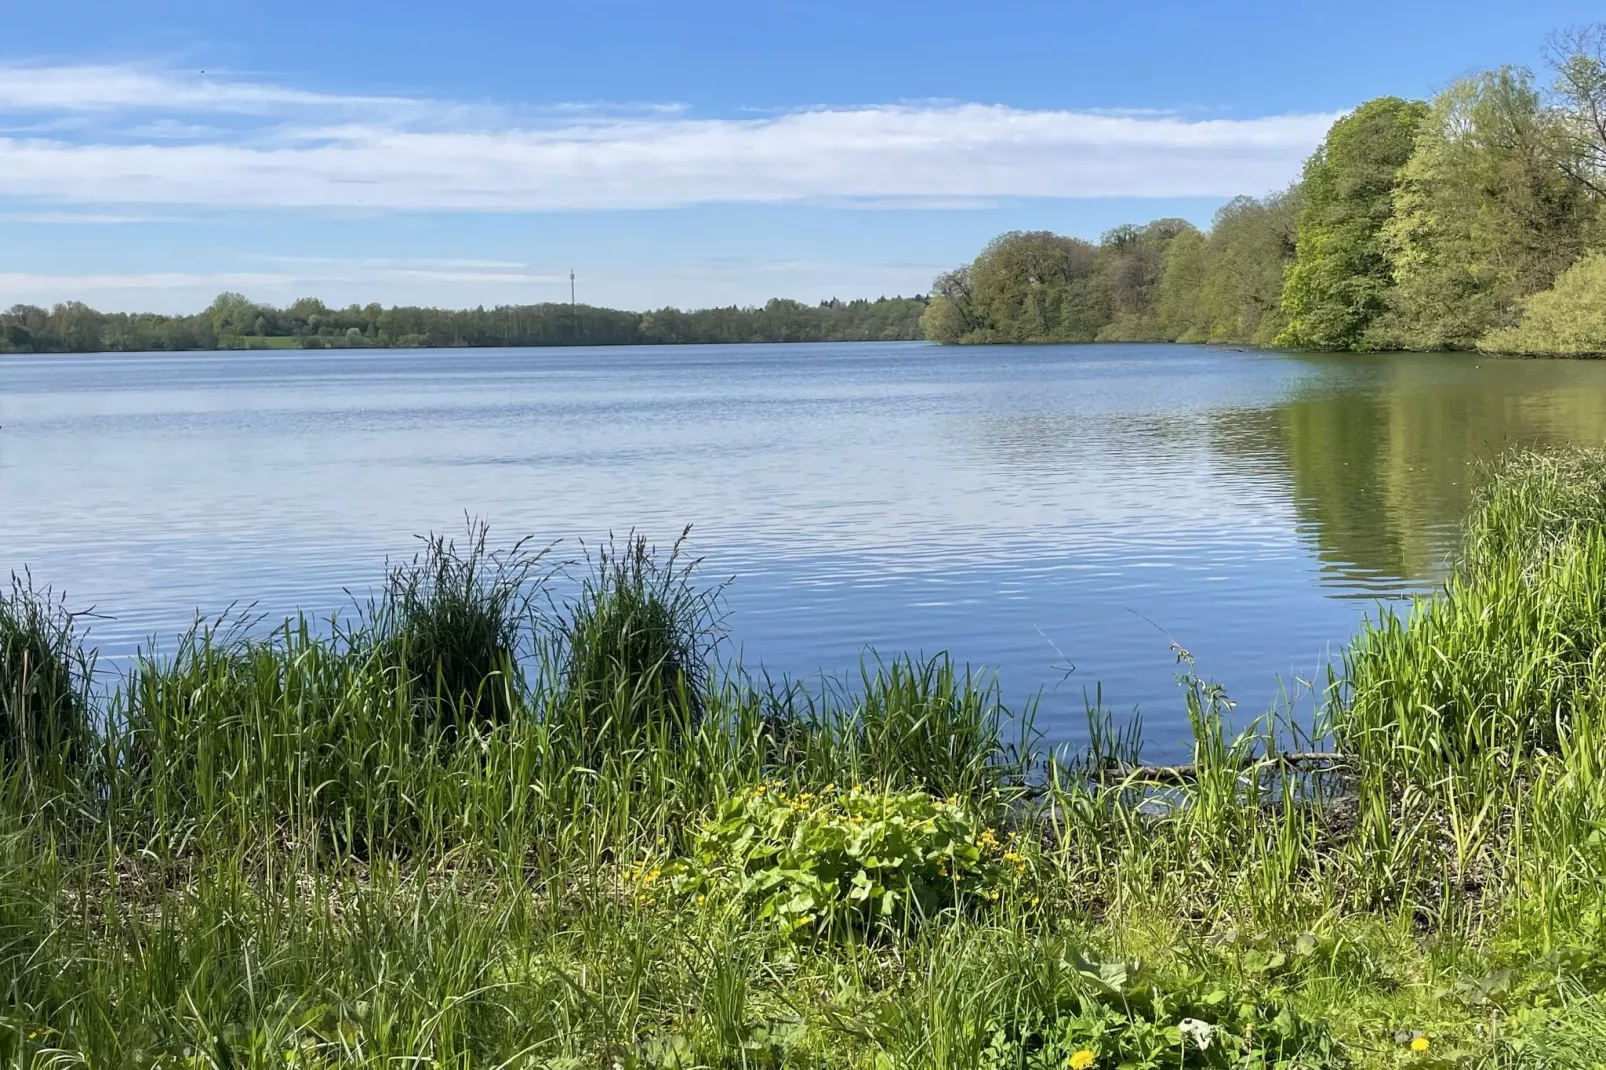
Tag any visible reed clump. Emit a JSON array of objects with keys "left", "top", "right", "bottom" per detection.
[
  {"left": 1338, "top": 447, "right": 1606, "bottom": 794},
  {"left": 8, "top": 459, "right": 1606, "bottom": 1066},
  {"left": 761, "top": 654, "right": 1024, "bottom": 803},
  {"left": 551, "top": 528, "right": 721, "bottom": 763},
  {"left": 367, "top": 522, "right": 550, "bottom": 736},
  {"left": 1342, "top": 527, "right": 1606, "bottom": 760},
  {"left": 0, "top": 571, "right": 93, "bottom": 768}
]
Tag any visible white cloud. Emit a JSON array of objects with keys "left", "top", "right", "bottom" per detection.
[
  {"left": 0, "top": 264, "right": 561, "bottom": 297},
  {"left": 253, "top": 255, "right": 534, "bottom": 270},
  {"left": 0, "top": 65, "right": 418, "bottom": 115},
  {"left": 0, "top": 211, "right": 189, "bottom": 223},
  {"left": 0, "top": 64, "right": 1333, "bottom": 212}
]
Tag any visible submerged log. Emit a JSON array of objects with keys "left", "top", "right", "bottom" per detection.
[{"left": 1097, "top": 751, "right": 1350, "bottom": 785}]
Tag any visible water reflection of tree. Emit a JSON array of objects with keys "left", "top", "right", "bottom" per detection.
[
  {"left": 1226, "top": 353, "right": 1606, "bottom": 586},
  {"left": 967, "top": 350, "right": 1606, "bottom": 592}
]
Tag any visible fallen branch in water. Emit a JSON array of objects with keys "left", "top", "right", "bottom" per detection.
[{"left": 1097, "top": 752, "right": 1351, "bottom": 785}]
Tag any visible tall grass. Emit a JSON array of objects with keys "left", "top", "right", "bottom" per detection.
[
  {"left": 552, "top": 528, "right": 722, "bottom": 764},
  {"left": 0, "top": 571, "right": 93, "bottom": 769},
  {"left": 1326, "top": 449, "right": 1606, "bottom": 944},
  {"left": 366, "top": 522, "right": 551, "bottom": 735},
  {"left": 1460, "top": 446, "right": 1606, "bottom": 577},
  {"left": 7, "top": 460, "right": 1606, "bottom": 1066},
  {"left": 761, "top": 654, "right": 1030, "bottom": 802}
]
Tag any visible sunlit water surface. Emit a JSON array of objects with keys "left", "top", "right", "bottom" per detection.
[{"left": 7, "top": 342, "right": 1606, "bottom": 755}]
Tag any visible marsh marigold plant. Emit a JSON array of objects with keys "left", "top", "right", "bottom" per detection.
[{"left": 663, "top": 783, "right": 1011, "bottom": 936}]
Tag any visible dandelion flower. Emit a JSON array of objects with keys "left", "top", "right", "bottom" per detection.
[
  {"left": 1067, "top": 1049, "right": 1096, "bottom": 1070},
  {"left": 1411, "top": 1036, "right": 1430, "bottom": 1053}
]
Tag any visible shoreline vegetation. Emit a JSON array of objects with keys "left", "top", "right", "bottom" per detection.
[
  {"left": 922, "top": 26, "right": 1606, "bottom": 358},
  {"left": 6, "top": 448, "right": 1606, "bottom": 1065},
  {"left": 0, "top": 295, "right": 930, "bottom": 354}
]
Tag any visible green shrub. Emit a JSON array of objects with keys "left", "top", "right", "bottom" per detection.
[
  {"left": 0, "top": 571, "right": 93, "bottom": 766},
  {"left": 660, "top": 784, "right": 1018, "bottom": 938},
  {"left": 1478, "top": 252, "right": 1606, "bottom": 356}
]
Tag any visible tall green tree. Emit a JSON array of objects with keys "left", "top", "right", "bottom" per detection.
[
  {"left": 1093, "top": 218, "right": 1197, "bottom": 341},
  {"left": 1278, "top": 97, "right": 1430, "bottom": 350},
  {"left": 919, "top": 267, "right": 977, "bottom": 343},
  {"left": 1153, "top": 227, "right": 1209, "bottom": 338},
  {"left": 1547, "top": 24, "right": 1606, "bottom": 197},
  {"left": 966, "top": 231, "right": 1101, "bottom": 342},
  {"left": 1380, "top": 68, "right": 1594, "bottom": 350},
  {"left": 1157, "top": 188, "right": 1303, "bottom": 344}
]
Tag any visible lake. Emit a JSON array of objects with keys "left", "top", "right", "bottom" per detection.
[{"left": 5, "top": 341, "right": 1606, "bottom": 755}]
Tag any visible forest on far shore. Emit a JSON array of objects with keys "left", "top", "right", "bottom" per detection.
[
  {"left": 922, "top": 25, "right": 1606, "bottom": 356},
  {"left": 0, "top": 294, "right": 928, "bottom": 354}
]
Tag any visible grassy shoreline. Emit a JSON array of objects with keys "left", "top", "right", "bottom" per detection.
[{"left": 5, "top": 454, "right": 1606, "bottom": 1067}]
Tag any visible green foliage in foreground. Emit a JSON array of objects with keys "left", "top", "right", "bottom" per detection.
[
  {"left": 10, "top": 451, "right": 1606, "bottom": 1065},
  {"left": 661, "top": 784, "right": 1014, "bottom": 939},
  {"left": 369, "top": 526, "right": 551, "bottom": 734},
  {"left": 1458, "top": 447, "right": 1606, "bottom": 575},
  {"left": 555, "top": 529, "right": 720, "bottom": 761}
]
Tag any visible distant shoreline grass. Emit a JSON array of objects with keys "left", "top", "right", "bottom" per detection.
[{"left": 5, "top": 452, "right": 1606, "bottom": 1066}]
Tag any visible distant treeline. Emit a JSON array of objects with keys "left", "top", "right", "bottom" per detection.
[
  {"left": 0, "top": 294, "right": 928, "bottom": 354},
  {"left": 924, "top": 26, "right": 1606, "bottom": 356}
]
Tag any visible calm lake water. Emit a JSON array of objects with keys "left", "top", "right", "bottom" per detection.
[{"left": 6, "top": 341, "right": 1606, "bottom": 754}]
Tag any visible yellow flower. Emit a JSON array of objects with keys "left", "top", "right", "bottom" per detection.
[
  {"left": 1067, "top": 1049, "right": 1096, "bottom": 1070},
  {"left": 1410, "top": 1036, "right": 1430, "bottom": 1053}
]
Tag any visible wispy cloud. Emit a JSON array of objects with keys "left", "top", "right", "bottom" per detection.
[
  {"left": 0, "top": 210, "right": 191, "bottom": 224},
  {"left": 252, "top": 255, "right": 534, "bottom": 270},
  {"left": 0, "top": 263, "right": 562, "bottom": 296},
  {"left": 0, "top": 64, "right": 1334, "bottom": 213},
  {"left": 0, "top": 65, "right": 419, "bottom": 115}
]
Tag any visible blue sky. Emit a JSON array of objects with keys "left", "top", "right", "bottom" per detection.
[{"left": 1, "top": 0, "right": 1600, "bottom": 313}]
